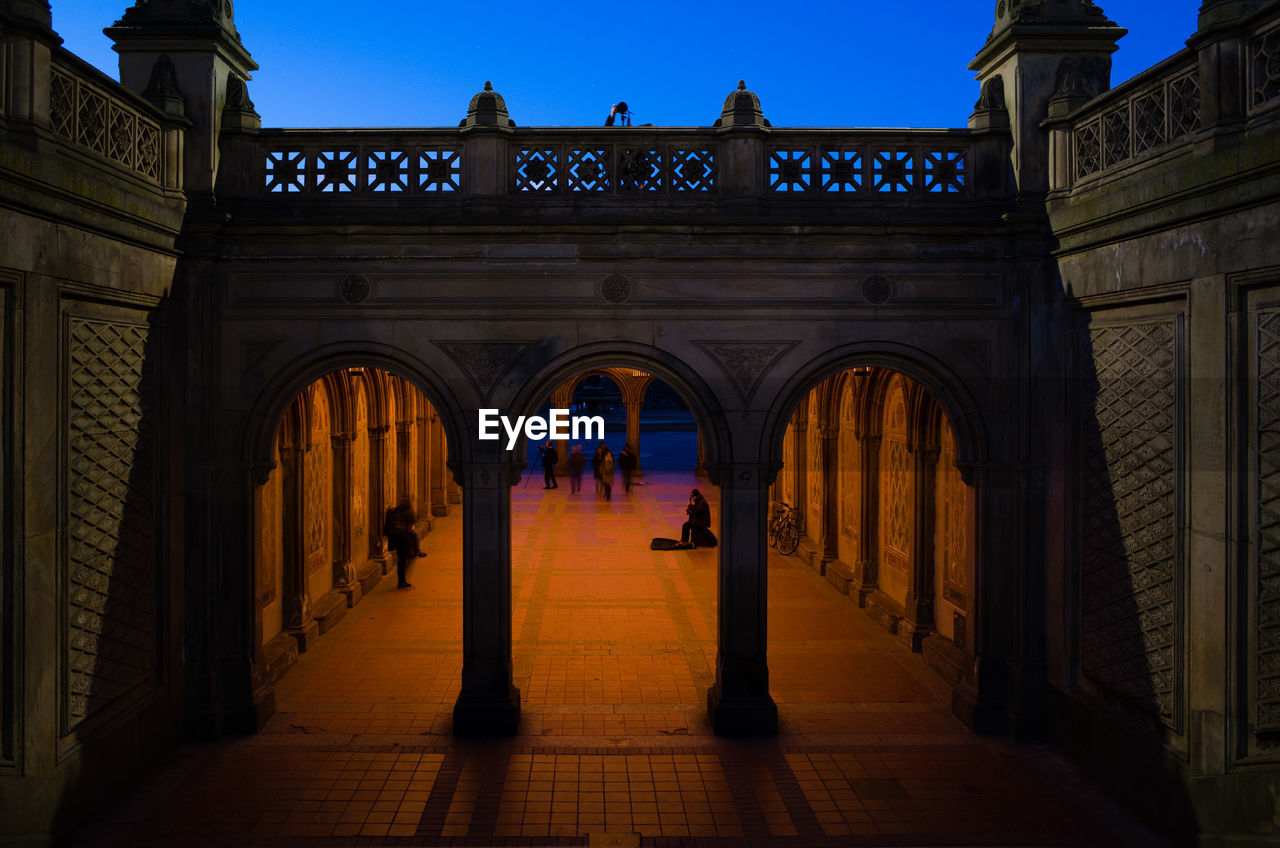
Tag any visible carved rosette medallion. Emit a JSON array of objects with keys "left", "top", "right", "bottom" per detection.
[
  {"left": 601, "top": 273, "right": 632, "bottom": 304},
  {"left": 863, "top": 275, "right": 892, "bottom": 304},
  {"left": 694, "top": 341, "right": 799, "bottom": 403},
  {"left": 340, "top": 274, "right": 371, "bottom": 304}
]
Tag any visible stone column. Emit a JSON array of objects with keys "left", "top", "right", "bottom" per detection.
[
  {"left": 707, "top": 462, "right": 779, "bottom": 736},
  {"left": 447, "top": 472, "right": 462, "bottom": 506},
  {"left": 418, "top": 412, "right": 432, "bottom": 526},
  {"left": 550, "top": 384, "right": 574, "bottom": 474},
  {"left": 367, "top": 425, "right": 391, "bottom": 566},
  {"left": 851, "top": 431, "right": 880, "bottom": 607},
  {"left": 451, "top": 455, "right": 521, "bottom": 736},
  {"left": 431, "top": 417, "right": 449, "bottom": 516},
  {"left": 817, "top": 424, "right": 841, "bottom": 567},
  {"left": 791, "top": 415, "right": 808, "bottom": 534},
  {"left": 695, "top": 428, "right": 708, "bottom": 477},
  {"left": 330, "top": 433, "right": 361, "bottom": 606},
  {"left": 624, "top": 399, "right": 644, "bottom": 476},
  {"left": 280, "top": 442, "right": 318, "bottom": 651},
  {"left": 901, "top": 444, "right": 939, "bottom": 651}
]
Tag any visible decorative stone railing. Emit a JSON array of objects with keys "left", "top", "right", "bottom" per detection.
[
  {"left": 48, "top": 54, "right": 167, "bottom": 185},
  {"left": 1049, "top": 3, "right": 1280, "bottom": 193},
  {"left": 1062, "top": 51, "right": 1202, "bottom": 187},
  {"left": 220, "top": 127, "right": 1004, "bottom": 205}
]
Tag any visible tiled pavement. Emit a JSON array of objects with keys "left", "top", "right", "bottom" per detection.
[{"left": 79, "top": 474, "right": 1165, "bottom": 847}]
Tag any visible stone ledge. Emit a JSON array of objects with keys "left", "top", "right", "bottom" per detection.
[
  {"left": 824, "top": 559, "right": 853, "bottom": 595},
  {"left": 358, "top": 557, "right": 385, "bottom": 595},
  {"left": 259, "top": 631, "right": 298, "bottom": 687},
  {"left": 865, "top": 591, "right": 904, "bottom": 636},
  {"left": 313, "top": 591, "right": 347, "bottom": 635},
  {"left": 922, "top": 633, "right": 966, "bottom": 686}
]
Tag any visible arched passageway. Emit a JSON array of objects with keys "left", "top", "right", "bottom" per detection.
[
  {"left": 253, "top": 366, "right": 460, "bottom": 688},
  {"left": 769, "top": 367, "right": 977, "bottom": 720}
]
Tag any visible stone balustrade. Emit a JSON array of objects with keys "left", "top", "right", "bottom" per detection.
[{"left": 219, "top": 127, "right": 1003, "bottom": 206}]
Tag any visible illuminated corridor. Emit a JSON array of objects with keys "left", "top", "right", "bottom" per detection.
[{"left": 83, "top": 476, "right": 1160, "bottom": 845}]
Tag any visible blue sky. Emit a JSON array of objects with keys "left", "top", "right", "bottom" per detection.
[{"left": 50, "top": 1, "right": 1201, "bottom": 129}]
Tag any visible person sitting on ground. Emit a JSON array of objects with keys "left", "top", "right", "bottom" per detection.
[{"left": 679, "top": 489, "right": 717, "bottom": 548}]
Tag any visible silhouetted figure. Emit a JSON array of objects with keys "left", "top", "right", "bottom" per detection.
[
  {"left": 383, "top": 496, "right": 419, "bottom": 588},
  {"left": 605, "top": 101, "right": 630, "bottom": 126},
  {"left": 540, "top": 440, "right": 559, "bottom": 489},
  {"left": 568, "top": 444, "right": 586, "bottom": 494},
  {"left": 598, "top": 443, "right": 615, "bottom": 501},
  {"left": 619, "top": 444, "right": 638, "bottom": 493},
  {"left": 592, "top": 443, "right": 604, "bottom": 494},
  {"left": 679, "top": 489, "right": 716, "bottom": 548}
]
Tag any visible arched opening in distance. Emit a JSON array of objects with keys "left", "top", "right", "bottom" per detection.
[
  {"left": 252, "top": 366, "right": 463, "bottom": 734},
  {"left": 508, "top": 362, "right": 718, "bottom": 735},
  {"left": 767, "top": 366, "right": 977, "bottom": 734}
]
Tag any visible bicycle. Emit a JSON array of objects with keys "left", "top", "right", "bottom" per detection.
[{"left": 767, "top": 501, "right": 800, "bottom": 555}]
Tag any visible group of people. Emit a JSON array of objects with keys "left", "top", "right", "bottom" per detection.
[{"left": 540, "top": 441, "right": 638, "bottom": 501}]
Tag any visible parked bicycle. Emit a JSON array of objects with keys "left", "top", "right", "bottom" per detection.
[{"left": 767, "top": 501, "right": 800, "bottom": 555}]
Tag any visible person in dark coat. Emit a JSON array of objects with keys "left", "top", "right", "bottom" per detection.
[
  {"left": 598, "top": 444, "right": 615, "bottom": 501},
  {"left": 618, "top": 444, "right": 638, "bottom": 494},
  {"left": 540, "top": 440, "right": 559, "bottom": 489},
  {"left": 568, "top": 444, "right": 587, "bottom": 494},
  {"left": 383, "top": 496, "right": 419, "bottom": 588},
  {"left": 680, "top": 489, "right": 717, "bottom": 548},
  {"left": 592, "top": 443, "right": 605, "bottom": 494}
]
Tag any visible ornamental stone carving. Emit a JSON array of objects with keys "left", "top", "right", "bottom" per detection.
[
  {"left": 436, "top": 341, "right": 533, "bottom": 397},
  {"left": 694, "top": 341, "right": 797, "bottom": 402}
]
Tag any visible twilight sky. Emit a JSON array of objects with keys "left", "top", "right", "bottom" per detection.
[{"left": 49, "top": 0, "right": 1200, "bottom": 129}]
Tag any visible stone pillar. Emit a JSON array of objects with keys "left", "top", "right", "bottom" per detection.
[
  {"left": 106, "top": 2, "right": 258, "bottom": 197},
  {"left": 791, "top": 415, "right": 808, "bottom": 533},
  {"left": 714, "top": 81, "right": 770, "bottom": 204},
  {"left": 0, "top": 0, "right": 54, "bottom": 127},
  {"left": 624, "top": 399, "right": 644, "bottom": 476},
  {"left": 901, "top": 444, "right": 939, "bottom": 651},
  {"left": 695, "top": 428, "right": 708, "bottom": 477},
  {"left": 367, "top": 425, "right": 390, "bottom": 564},
  {"left": 451, "top": 455, "right": 521, "bottom": 736},
  {"left": 330, "top": 433, "right": 361, "bottom": 607},
  {"left": 418, "top": 412, "right": 432, "bottom": 525},
  {"left": 967, "top": 1, "right": 1124, "bottom": 197},
  {"left": 447, "top": 472, "right": 462, "bottom": 506},
  {"left": 396, "top": 417, "right": 413, "bottom": 504},
  {"left": 1191, "top": 1, "right": 1263, "bottom": 134},
  {"left": 817, "top": 424, "right": 841, "bottom": 567},
  {"left": 851, "top": 431, "right": 880, "bottom": 606},
  {"left": 707, "top": 462, "right": 779, "bottom": 736},
  {"left": 280, "top": 442, "right": 318, "bottom": 651},
  {"left": 431, "top": 417, "right": 449, "bottom": 516}
]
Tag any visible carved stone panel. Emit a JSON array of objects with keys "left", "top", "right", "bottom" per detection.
[
  {"left": 352, "top": 380, "right": 369, "bottom": 552},
  {"left": 305, "top": 387, "right": 332, "bottom": 574},
  {"left": 878, "top": 379, "right": 912, "bottom": 605},
  {"left": 1256, "top": 308, "right": 1280, "bottom": 738},
  {"left": 64, "top": 316, "right": 158, "bottom": 732},
  {"left": 939, "top": 423, "right": 968, "bottom": 607},
  {"left": 256, "top": 437, "right": 281, "bottom": 607},
  {"left": 1080, "top": 319, "right": 1181, "bottom": 731},
  {"left": 436, "top": 341, "right": 532, "bottom": 398},
  {"left": 807, "top": 399, "right": 822, "bottom": 533},
  {"left": 694, "top": 341, "right": 798, "bottom": 403}
]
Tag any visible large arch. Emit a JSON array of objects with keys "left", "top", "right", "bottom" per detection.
[
  {"left": 761, "top": 342, "right": 989, "bottom": 475},
  {"left": 242, "top": 342, "right": 471, "bottom": 479},
  {"left": 506, "top": 342, "right": 733, "bottom": 472}
]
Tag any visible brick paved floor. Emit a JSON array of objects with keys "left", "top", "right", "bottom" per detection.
[{"left": 78, "top": 473, "right": 1165, "bottom": 847}]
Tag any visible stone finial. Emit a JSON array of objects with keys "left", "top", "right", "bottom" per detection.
[
  {"left": 222, "top": 73, "right": 260, "bottom": 131},
  {"left": 460, "top": 80, "right": 515, "bottom": 131},
  {"left": 114, "top": 0, "right": 241, "bottom": 41},
  {"left": 713, "top": 80, "right": 771, "bottom": 132},
  {"left": 142, "top": 54, "right": 186, "bottom": 116},
  {"left": 986, "top": 0, "right": 1116, "bottom": 42},
  {"left": 0, "top": 0, "right": 53, "bottom": 31},
  {"left": 973, "top": 76, "right": 1007, "bottom": 113}
]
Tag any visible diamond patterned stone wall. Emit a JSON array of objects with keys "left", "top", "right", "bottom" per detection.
[
  {"left": 1080, "top": 320, "right": 1180, "bottom": 730},
  {"left": 1256, "top": 309, "right": 1280, "bottom": 735},
  {"left": 65, "top": 317, "right": 158, "bottom": 730}
]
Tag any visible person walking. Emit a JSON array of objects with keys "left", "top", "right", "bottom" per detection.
[
  {"left": 592, "top": 443, "right": 604, "bottom": 495},
  {"left": 599, "top": 443, "right": 616, "bottom": 501},
  {"left": 568, "top": 444, "right": 586, "bottom": 494},
  {"left": 382, "top": 495, "right": 420, "bottom": 588},
  {"left": 540, "top": 440, "right": 559, "bottom": 489},
  {"left": 618, "top": 444, "right": 638, "bottom": 494}
]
